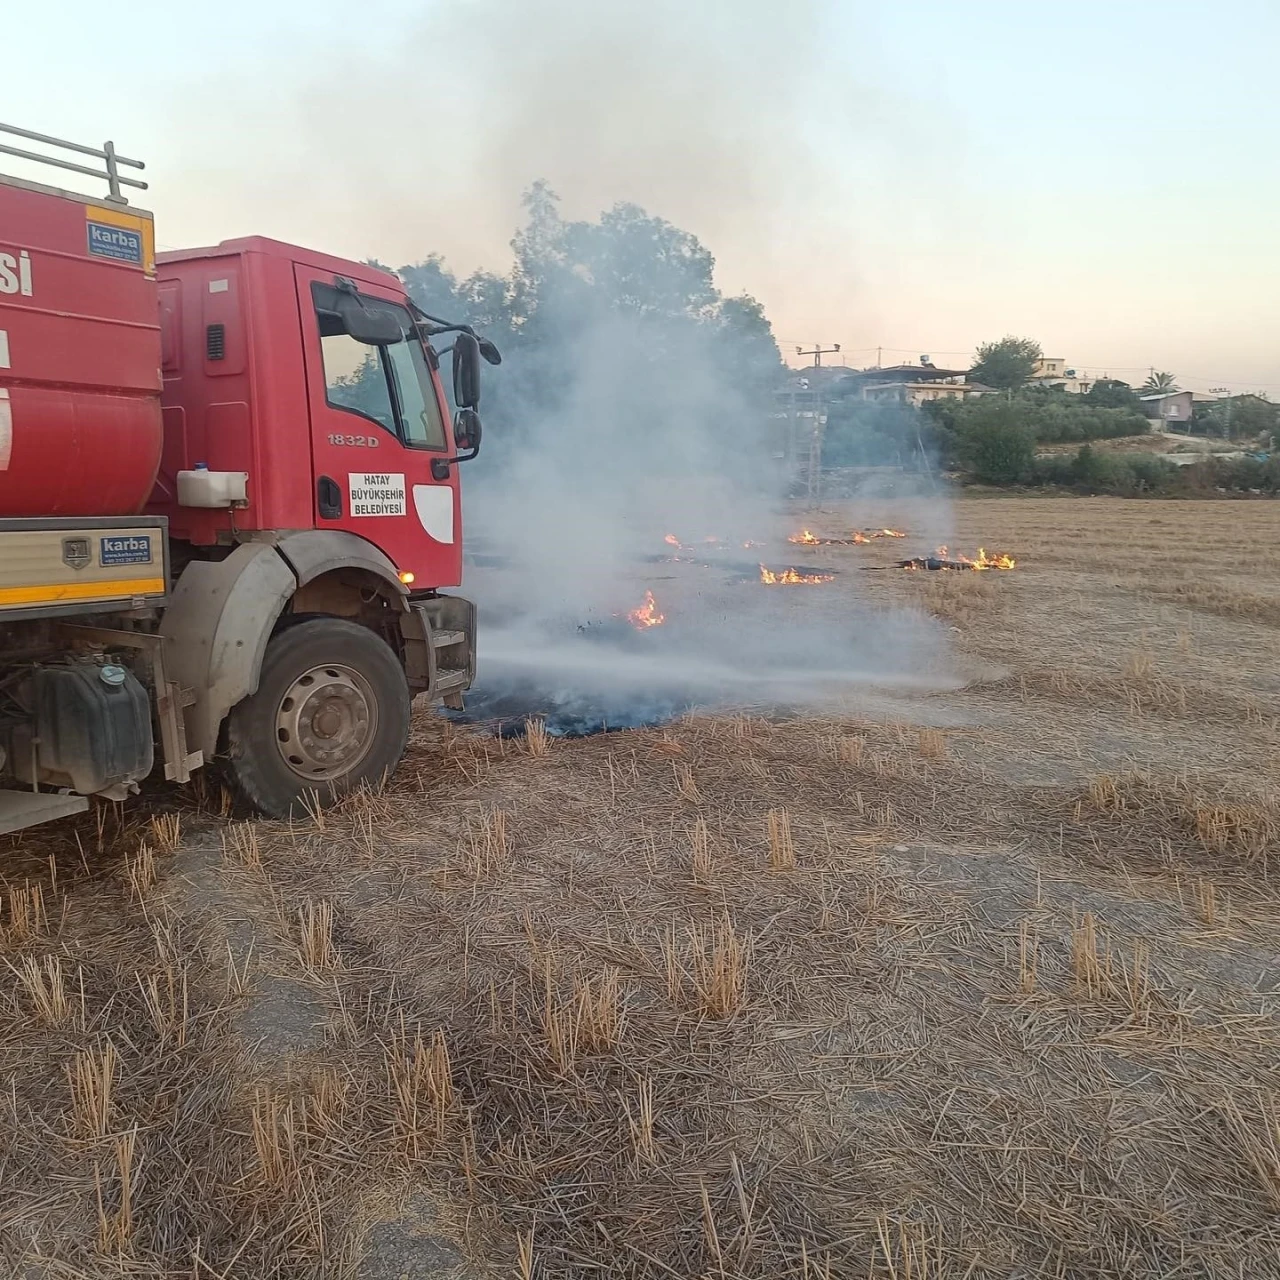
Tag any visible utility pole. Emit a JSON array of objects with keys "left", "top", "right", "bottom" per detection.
[
  {"left": 793, "top": 345, "right": 839, "bottom": 504},
  {"left": 796, "top": 344, "right": 841, "bottom": 368},
  {"left": 1211, "top": 387, "right": 1231, "bottom": 439}
]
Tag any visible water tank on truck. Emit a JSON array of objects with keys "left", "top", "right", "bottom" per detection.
[{"left": 0, "top": 151, "right": 162, "bottom": 517}]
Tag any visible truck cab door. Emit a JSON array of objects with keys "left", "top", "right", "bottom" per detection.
[{"left": 293, "top": 267, "right": 461, "bottom": 588}]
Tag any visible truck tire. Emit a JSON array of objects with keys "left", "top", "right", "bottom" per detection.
[{"left": 225, "top": 617, "right": 411, "bottom": 818}]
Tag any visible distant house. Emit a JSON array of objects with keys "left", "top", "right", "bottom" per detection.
[
  {"left": 1028, "top": 357, "right": 1097, "bottom": 396},
  {"left": 1032, "top": 356, "right": 1067, "bottom": 380},
  {"left": 1140, "top": 390, "right": 1219, "bottom": 427},
  {"left": 840, "top": 361, "right": 997, "bottom": 407}
]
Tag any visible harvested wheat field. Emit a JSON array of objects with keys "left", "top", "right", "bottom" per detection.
[{"left": 3, "top": 496, "right": 1280, "bottom": 1279}]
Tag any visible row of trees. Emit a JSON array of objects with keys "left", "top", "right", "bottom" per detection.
[
  {"left": 363, "top": 208, "right": 1274, "bottom": 496},
  {"left": 968, "top": 337, "right": 1278, "bottom": 440},
  {"left": 935, "top": 394, "right": 1277, "bottom": 491},
  {"left": 1036, "top": 447, "right": 1280, "bottom": 496},
  {"left": 967, "top": 335, "right": 1177, "bottom": 399},
  {"left": 822, "top": 382, "right": 1151, "bottom": 474},
  {"left": 824, "top": 379, "right": 1276, "bottom": 486}
]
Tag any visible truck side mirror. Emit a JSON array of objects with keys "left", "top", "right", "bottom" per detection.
[
  {"left": 431, "top": 408, "right": 483, "bottom": 479},
  {"left": 454, "top": 408, "right": 482, "bottom": 454},
  {"left": 453, "top": 333, "right": 482, "bottom": 409}
]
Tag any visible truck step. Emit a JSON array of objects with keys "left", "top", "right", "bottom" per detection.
[
  {"left": 434, "top": 669, "right": 470, "bottom": 692},
  {"left": 431, "top": 630, "right": 467, "bottom": 648},
  {"left": 0, "top": 789, "right": 89, "bottom": 836}
]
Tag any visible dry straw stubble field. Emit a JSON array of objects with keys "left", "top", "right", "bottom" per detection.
[{"left": 2, "top": 495, "right": 1280, "bottom": 1278}]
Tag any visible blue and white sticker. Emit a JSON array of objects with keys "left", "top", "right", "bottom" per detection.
[
  {"left": 87, "top": 222, "right": 143, "bottom": 265},
  {"left": 100, "top": 535, "right": 152, "bottom": 566}
]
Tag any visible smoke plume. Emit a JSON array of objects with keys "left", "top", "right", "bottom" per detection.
[
  {"left": 163, "top": 0, "right": 876, "bottom": 305},
  {"left": 165, "top": 0, "right": 957, "bottom": 730},
  {"left": 433, "top": 190, "right": 955, "bottom": 732}
]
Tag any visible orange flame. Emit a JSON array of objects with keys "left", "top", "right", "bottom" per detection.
[
  {"left": 791, "top": 527, "right": 909, "bottom": 546},
  {"left": 626, "top": 590, "right": 666, "bottom": 627},
  {"left": 974, "top": 547, "right": 1016, "bottom": 570},
  {"left": 759, "top": 564, "right": 835, "bottom": 585},
  {"left": 663, "top": 534, "right": 681, "bottom": 547},
  {"left": 938, "top": 545, "right": 1015, "bottom": 570},
  {"left": 907, "top": 545, "right": 1016, "bottom": 571}
]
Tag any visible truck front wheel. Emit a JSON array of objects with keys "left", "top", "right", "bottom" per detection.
[{"left": 225, "top": 617, "right": 411, "bottom": 817}]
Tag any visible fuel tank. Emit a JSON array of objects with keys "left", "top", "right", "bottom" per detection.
[{"left": 0, "top": 176, "right": 162, "bottom": 517}]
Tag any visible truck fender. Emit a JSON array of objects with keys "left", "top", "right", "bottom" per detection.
[
  {"left": 275, "top": 529, "right": 410, "bottom": 604},
  {"left": 158, "top": 543, "right": 296, "bottom": 759}
]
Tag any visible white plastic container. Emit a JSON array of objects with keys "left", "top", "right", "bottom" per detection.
[{"left": 176, "top": 465, "right": 248, "bottom": 509}]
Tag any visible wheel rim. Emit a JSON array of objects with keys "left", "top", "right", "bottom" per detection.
[{"left": 274, "top": 663, "right": 379, "bottom": 782}]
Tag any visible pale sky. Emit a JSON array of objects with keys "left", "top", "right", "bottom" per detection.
[{"left": 6, "top": 0, "right": 1277, "bottom": 393}]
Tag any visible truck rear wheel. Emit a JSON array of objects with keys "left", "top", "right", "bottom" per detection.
[{"left": 225, "top": 617, "right": 411, "bottom": 818}]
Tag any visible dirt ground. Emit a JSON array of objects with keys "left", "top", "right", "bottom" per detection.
[{"left": 3, "top": 496, "right": 1280, "bottom": 1279}]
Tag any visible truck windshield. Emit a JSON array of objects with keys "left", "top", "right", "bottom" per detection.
[
  {"left": 383, "top": 331, "right": 444, "bottom": 449},
  {"left": 313, "top": 285, "right": 447, "bottom": 450}
]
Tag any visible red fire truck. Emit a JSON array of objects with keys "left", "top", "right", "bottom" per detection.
[{"left": 0, "top": 123, "right": 497, "bottom": 834}]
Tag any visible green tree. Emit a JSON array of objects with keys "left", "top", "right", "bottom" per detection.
[
  {"left": 955, "top": 401, "right": 1036, "bottom": 484},
  {"left": 1086, "top": 378, "right": 1142, "bottom": 411},
  {"left": 398, "top": 255, "right": 461, "bottom": 317},
  {"left": 1222, "top": 394, "right": 1279, "bottom": 441},
  {"left": 713, "top": 294, "right": 785, "bottom": 395},
  {"left": 969, "top": 336, "right": 1043, "bottom": 391},
  {"left": 394, "top": 183, "right": 785, "bottom": 474},
  {"left": 1141, "top": 370, "right": 1178, "bottom": 394},
  {"left": 1020, "top": 396, "right": 1148, "bottom": 443},
  {"left": 509, "top": 179, "right": 573, "bottom": 324},
  {"left": 1069, "top": 443, "right": 1120, "bottom": 492},
  {"left": 571, "top": 202, "right": 719, "bottom": 321}
]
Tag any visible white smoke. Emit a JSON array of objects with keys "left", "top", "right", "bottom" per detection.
[
  {"left": 162, "top": 0, "right": 958, "bottom": 728},
  {"left": 454, "top": 261, "right": 956, "bottom": 730}
]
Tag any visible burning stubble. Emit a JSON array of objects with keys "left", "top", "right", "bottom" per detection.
[
  {"left": 897, "top": 546, "right": 1016, "bottom": 572},
  {"left": 789, "top": 528, "right": 907, "bottom": 546},
  {"left": 454, "top": 310, "right": 960, "bottom": 733}
]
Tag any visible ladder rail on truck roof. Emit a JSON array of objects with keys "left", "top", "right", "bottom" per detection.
[{"left": 0, "top": 121, "right": 147, "bottom": 205}]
